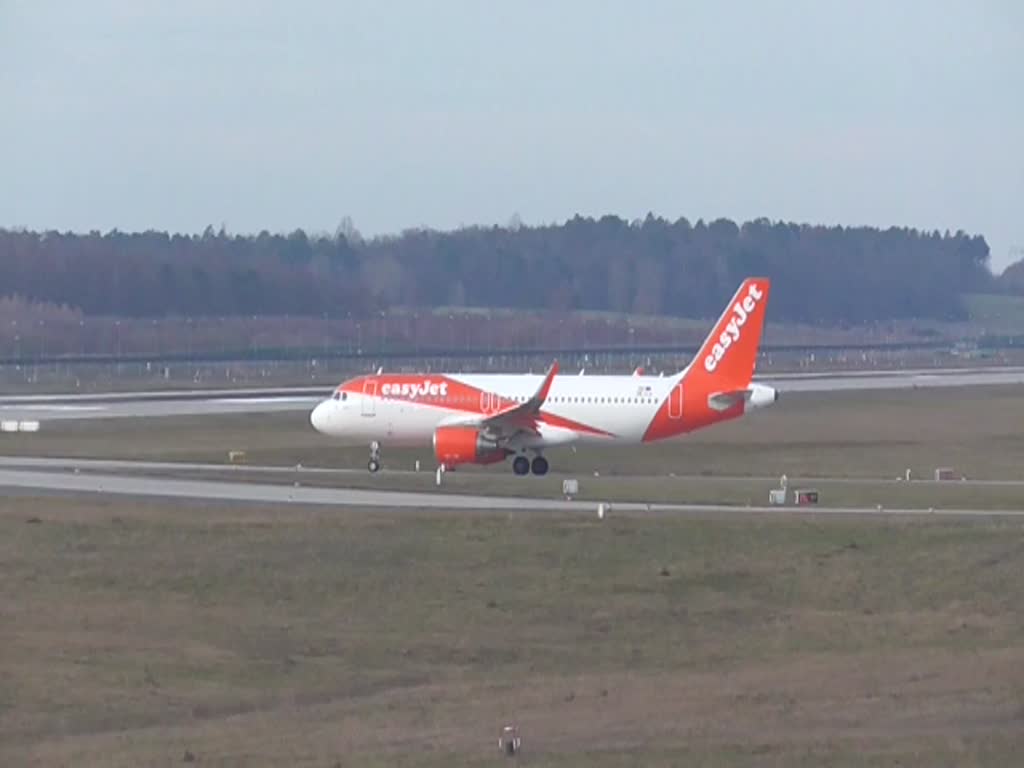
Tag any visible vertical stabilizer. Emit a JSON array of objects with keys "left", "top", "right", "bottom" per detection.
[{"left": 683, "top": 278, "right": 771, "bottom": 387}]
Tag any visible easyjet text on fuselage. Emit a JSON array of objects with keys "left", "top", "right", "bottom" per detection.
[{"left": 381, "top": 380, "right": 449, "bottom": 399}]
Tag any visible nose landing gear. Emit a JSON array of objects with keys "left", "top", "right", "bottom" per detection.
[{"left": 368, "top": 441, "right": 381, "bottom": 473}]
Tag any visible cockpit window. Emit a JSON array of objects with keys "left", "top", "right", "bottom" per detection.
[
  {"left": 332, "top": 391, "right": 341, "bottom": 401},
  {"left": 341, "top": 392, "right": 347, "bottom": 401}
]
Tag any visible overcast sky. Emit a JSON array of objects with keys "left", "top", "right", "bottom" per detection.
[{"left": 1, "top": 1, "right": 1021, "bottom": 270}]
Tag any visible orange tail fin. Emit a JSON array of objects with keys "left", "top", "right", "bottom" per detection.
[
  {"left": 685, "top": 278, "right": 771, "bottom": 387},
  {"left": 642, "top": 277, "right": 772, "bottom": 443}
]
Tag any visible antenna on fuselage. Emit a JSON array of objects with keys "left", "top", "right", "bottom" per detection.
[{"left": 376, "top": 366, "right": 383, "bottom": 375}]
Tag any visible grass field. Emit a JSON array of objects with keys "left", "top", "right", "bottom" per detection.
[{"left": 2, "top": 496, "right": 1023, "bottom": 766}]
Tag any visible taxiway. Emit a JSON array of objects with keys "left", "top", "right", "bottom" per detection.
[{"left": 1, "top": 457, "right": 1022, "bottom": 517}]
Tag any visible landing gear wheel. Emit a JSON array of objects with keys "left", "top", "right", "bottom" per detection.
[
  {"left": 531, "top": 456, "right": 549, "bottom": 476},
  {"left": 512, "top": 456, "right": 530, "bottom": 476},
  {"left": 367, "top": 441, "right": 382, "bottom": 473}
]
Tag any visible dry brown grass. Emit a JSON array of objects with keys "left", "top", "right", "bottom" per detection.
[{"left": 1, "top": 496, "right": 1023, "bottom": 766}]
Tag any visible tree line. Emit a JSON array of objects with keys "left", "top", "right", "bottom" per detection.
[{"left": 0, "top": 215, "right": 1005, "bottom": 325}]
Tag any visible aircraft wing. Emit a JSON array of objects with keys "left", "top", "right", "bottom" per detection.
[{"left": 476, "top": 361, "right": 559, "bottom": 440}]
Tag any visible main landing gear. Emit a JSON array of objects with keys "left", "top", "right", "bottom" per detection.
[
  {"left": 368, "top": 441, "right": 381, "bottom": 473},
  {"left": 512, "top": 454, "right": 548, "bottom": 476}
]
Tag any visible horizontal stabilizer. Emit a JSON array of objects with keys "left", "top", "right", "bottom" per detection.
[
  {"left": 707, "top": 389, "right": 748, "bottom": 412},
  {"left": 708, "top": 383, "right": 778, "bottom": 412}
]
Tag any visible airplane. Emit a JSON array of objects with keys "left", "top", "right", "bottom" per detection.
[{"left": 310, "top": 277, "right": 778, "bottom": 475}]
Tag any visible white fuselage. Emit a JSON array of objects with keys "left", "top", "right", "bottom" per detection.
[{"left": 311, "top": 373, "right": 680, "bottom": 447}]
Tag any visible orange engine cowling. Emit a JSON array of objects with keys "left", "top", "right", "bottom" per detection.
[{"left": 433, "top": 426, "right": 506, "bottom": 468}]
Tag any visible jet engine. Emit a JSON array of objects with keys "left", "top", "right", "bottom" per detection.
[{"left": 432, "top": 426, "right": 506, "bottom": 468}]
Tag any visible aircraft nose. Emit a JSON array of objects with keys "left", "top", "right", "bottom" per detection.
[{"left": 310, "top": 400, "right": 331, "bottom": 433}]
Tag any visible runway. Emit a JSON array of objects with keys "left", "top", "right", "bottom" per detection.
[
  {"left": 0, "top": 394, "right": 319, "bottom": 421},
  {"left": 1, "top": 458, "right": 1022, "bottom": 517},
  {"left": 2, "top": 366, "right": 1023, "bottom": 422},
  {"left": 767, "top": 367, "right": 1024, "bottom": 393}
]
